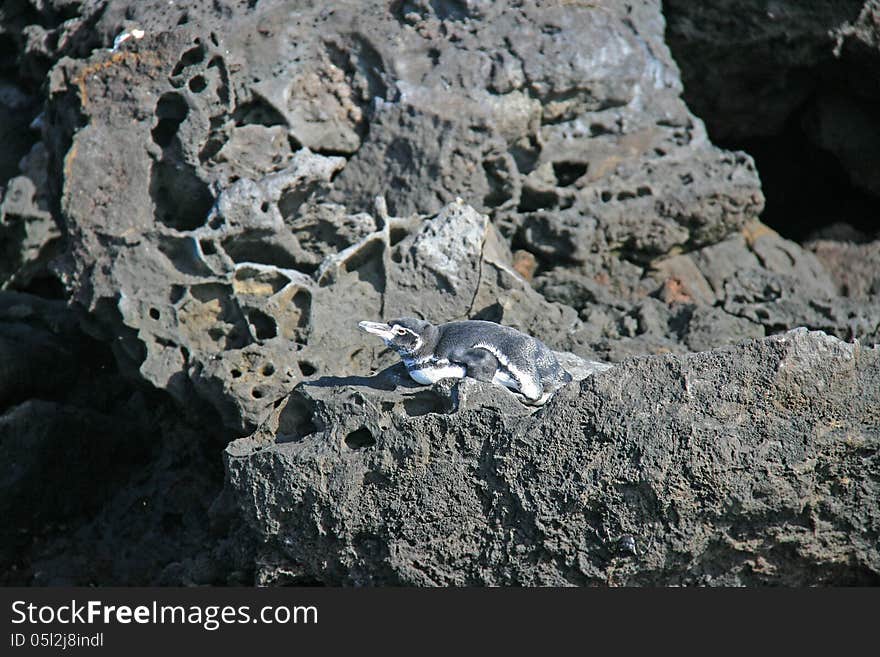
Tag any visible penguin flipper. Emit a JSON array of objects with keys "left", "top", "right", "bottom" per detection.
[{"left": 449, "top": 347, "right": 499, "bottom": 383}]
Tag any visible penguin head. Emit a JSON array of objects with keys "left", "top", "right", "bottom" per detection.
[{"left": 358, "top": 317, "right": 434, "bottom": 357}]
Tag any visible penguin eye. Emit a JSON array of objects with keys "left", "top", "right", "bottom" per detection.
[{"left": 394, "top": 327, "right": 407, "bottom": 336}]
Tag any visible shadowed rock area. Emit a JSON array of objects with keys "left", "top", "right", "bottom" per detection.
[{"left": 0, "top": 0, "right": 878, "bottom": 585}]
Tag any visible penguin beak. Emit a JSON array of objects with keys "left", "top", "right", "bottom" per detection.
[{"left": 358, "top": 321, "right": 395, "bottom": 341}]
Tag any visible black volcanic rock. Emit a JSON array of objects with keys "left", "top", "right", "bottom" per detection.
[
  {"left": 0, "top": 0, "right": 877, "bottom": 586},
  {"left": 225, "top": 329, "right": 880, "bottom": 586}
]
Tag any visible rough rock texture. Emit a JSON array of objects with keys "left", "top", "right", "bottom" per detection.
[
  {"left": 664, "top": 1, "right": 870, "bottom": 142},
  {"left": 808, "top": 236, "right": 880, "bottom": 300},
  {"left": 665, "top": 1, "right": 880, "bottom": 239},
  {"left": 38, "top": 0, "right": 780, "bottom": 436},
  {"left": 1, "top": 0, "right": 878, "bottom": 586},
  {"left": 226, "top": 329, "right": 880, "bottom": 585}
]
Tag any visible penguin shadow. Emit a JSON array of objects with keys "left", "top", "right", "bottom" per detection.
[
  {"left": 302, "top": 362, "right": 422, "bottom": 392},
  {"left": 301, "top": 362, "right": 457, "bottom": 416}
]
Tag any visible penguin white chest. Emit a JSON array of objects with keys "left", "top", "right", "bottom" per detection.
[{"left": 407, "top": 363, "right": 467, "bottom": 384}]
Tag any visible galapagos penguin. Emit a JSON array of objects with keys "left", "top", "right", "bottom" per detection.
[{"left": 357, "top": 317, "right": 572, "bottom": 405}]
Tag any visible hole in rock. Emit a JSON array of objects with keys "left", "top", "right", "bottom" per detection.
[
  {"left": 188, "top": 75, "right": 207, "bottom": 93},
  {"left": 276, "top": 394, "right": 319, "bottom": 442},
  {"left": 248, "top": 309, "right": 278, "bottom": 340},
  {"left": 314, "top": 147, "right": 353, "bottom": 160},
  {"left": 345, "top": 427, "right": 376, "bottom": 450},
  {"left": 171, "top": 43, "right": 206, "bottom": 77},
  {"left": 291, "top": 290, "right": 312, "bottom": 328},
  {"left": 235, "top": 266, "right": 290, "bottom": 297},
  {"left": 143, "top": 335, "right": 175, "bottom": 355},
  {"left": 251, "top": 387, "right": 265, "bottom": 399},
  {"left": 169, "top": 285, "right": 186, "bottom": 304},
  {"left": 234, "top": 266, "right": 290, "bottom": 295},
  {"left": 149, "top": 308, "right": 161, "bottom": 320},
  {"left": 208, "top": 57, "right": 230, "bottom": 106},
  {"left": 297, "top": 361, "right": 316, "bottom": 376},
  {"left": 184, "top": 283, "right": 251, "bottom": 349},
  {"left": 231, "top": 369, "right": 242, "bottom": 378},
  {"left": 199, "top": 137, "right": 225, "bottom": 162},
  {"left": 552, "top": 161, "right": 588, "bottom": 187},
  {"left": 510, "top": 138, "right": 540, "bottom": 175},
  {"left": 518, "top": 188, "right": 559, "bottom": 213},
  {"left": 156, "top": 235, "right": 214, "bottom": 274},
  {"left": 483, "top": 158, "right": 513, "bottom": 208},
  {"left": 232, "top": 98, "right": 287, "bottom": 127},
  {"left": 150, "top": 165, "right": 213, "bottom": 231},
  {"left": 403, "top": 390, "right": 452, "bottom": 416},
  {"left": 262, "top": 363, "right": 275, "bottom": 376},
  {"left": 389, "top": 226, "right": 408, "bottom": 246},
  {"left": 222, "top": 236, "right": 300, "bottom": 269},
  {"left": 590, "top": 123, "right": 614, "bottom": 137},
  {"left": 199, "top": 239, "right": 217, "bottom": 256},
  {"left": 151, "top": 92, "right": 189, "bottom": 148}
]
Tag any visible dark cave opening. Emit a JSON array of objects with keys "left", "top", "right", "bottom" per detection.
[
  {"left": 662, "top": 0, "right": 880, "bottom": 246},
  {"left": 718, "top": 104, "right": 879, "bottom": 243}
]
